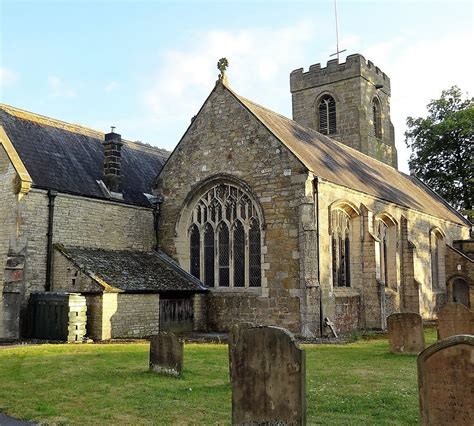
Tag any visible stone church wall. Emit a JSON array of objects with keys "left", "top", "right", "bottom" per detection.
[
  {"left": 155, "top": 83, "right": 309, "bottom": 334},
  {"left": 0, "top": 145, "right": 23, "bottom": 339},
  {"left": 317, "top": 179, "right": 469, "bottom": 328}
]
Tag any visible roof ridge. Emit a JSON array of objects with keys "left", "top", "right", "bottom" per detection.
[{"left": 0, "top": 103, "right": 169, "bottom": 156}]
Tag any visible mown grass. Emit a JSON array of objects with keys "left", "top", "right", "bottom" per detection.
[{"left": 0, "top": 328, "right": 437, "bottom": 425}]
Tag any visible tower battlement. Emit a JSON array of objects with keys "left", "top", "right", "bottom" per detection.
[{"left": 290, "top": 54, "right": 390, "bottom": 95}]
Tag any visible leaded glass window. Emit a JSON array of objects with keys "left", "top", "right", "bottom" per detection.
[
  {"left": 331, "top": 209, "right": 351, "bottom": 287},
  {"left": 318, "top": 95, "right": 336, "bottom": 135},
  {"left": 188, "top": 183, "right": 262, "bottom": 288}
]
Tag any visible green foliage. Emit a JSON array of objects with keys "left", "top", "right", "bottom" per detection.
[
  {"left": 405, "top": 86, "right": 474, "bottom": 213},
  {"left": 0, "top": 329, "right": 438, "bottom": 425}
]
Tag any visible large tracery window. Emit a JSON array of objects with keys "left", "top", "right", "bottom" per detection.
[
  {"left": 318, "top": 94, "right": 337, "bottom": 135},
  {"left": 331, "top": 209, "right": 351, "bottom": 287},
  {"left": 188, "top": 183, "right": 262, "bottom": 288}
]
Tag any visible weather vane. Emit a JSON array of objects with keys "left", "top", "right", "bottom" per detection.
[
  {"left": 330, "top": 0, "right": 346, "bottom": 62},
  {"left": 217, "top": 57, "right": 229, "bottom": 81}
]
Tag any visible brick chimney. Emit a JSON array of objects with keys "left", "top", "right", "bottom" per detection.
[{"left": 103, "top": 129, "right": 123, "bottom": 193}]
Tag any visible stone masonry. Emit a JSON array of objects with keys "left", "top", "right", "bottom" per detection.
[{"left": 290, "top": 54, "right": 397, "bottom": 167}]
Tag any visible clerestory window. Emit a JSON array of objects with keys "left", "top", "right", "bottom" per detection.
[
  {"left": 318, "top": 95, "right": 337, "bottom": 135},
  {"left": 189, "top": 183, "right": 262, "bottom": 288}
]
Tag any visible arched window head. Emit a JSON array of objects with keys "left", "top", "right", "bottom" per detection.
[
  {"left": 331, "top": 209, "right": 351, "bottom": 287},
  {"left": 375, "top": 220, "right": 389, "bottom": 286},
  {"left": 372, "top": 98, "right": 382, "bottom": 139},
  {"left": 318, "top": 94, "right": 336, "bottom": 135},
  {"left": 188, "top": 183, "right": 263, "bottom": 288}
]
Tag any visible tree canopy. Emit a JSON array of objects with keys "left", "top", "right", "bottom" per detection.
[{"left": 405, "top": 86, "right": 473, "bottom": 217}]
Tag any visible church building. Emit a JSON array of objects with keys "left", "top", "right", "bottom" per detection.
[{"left": 0, "top": 54, "right": 472, "bottom": 340}]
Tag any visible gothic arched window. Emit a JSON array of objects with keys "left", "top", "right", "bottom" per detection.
[
  {"left": 430, "top": 229, "right": 445, "bottom": 290},
  {"left": 376, "top": 220, "right": 389, "bottom": 286},
  {"left": 188, "top": 183, "right": 262, "bottom": 288},
  {"left": 372, "top": 98, "right": 382, "bottom": 139},
  {"left": 318, "top": 95, "right": 337, "bottom": 135},
  {"left": 331, "top": 209, "right": 351, "bottom": 287}
]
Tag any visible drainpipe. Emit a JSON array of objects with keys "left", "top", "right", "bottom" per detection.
[
  {"left": 45, "top": 190, "right": 57, "bottom": 291},
  {"left": 313, "top": 178, "right": 323, "bottom": 337}
]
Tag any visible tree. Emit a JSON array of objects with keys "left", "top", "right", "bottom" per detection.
[{"left": 405, "top": 86, "right": 473, "bottom": 217}]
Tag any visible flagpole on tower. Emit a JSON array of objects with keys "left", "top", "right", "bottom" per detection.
[{"left": 330, "top": 0, "right": 346, "bottom": 62}]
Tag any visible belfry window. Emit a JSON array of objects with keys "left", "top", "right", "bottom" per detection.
[
  {"left": 188, "top": 183, "right": 262, "bottom": 288},
  {"left": 318, "top": 95, "right": 337, "bottom": 135},
  {"left": 373, "top": 98, "right": 382, "bottom": 139},
  {"left": 331, "top": 209, "right": 351, "bottom": 287}
]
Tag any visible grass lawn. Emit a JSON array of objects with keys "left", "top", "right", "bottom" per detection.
[{"left": 0, "top": 328, "right": 437, "bottom": 425}]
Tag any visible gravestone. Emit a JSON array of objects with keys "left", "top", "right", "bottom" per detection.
[
  {"left": 417, "top": 335, "right": 474, "bottom": 425},
  {"left": 387, "top": 312, "right": 425, "bottom": 354},
  {"left": 149, "top": 332, "right": 183, "bottom": 376},
  {"left": 229, "top": 325, "right": 306, "bottom": 425},
  {"left": 437, "top": 303, "right": 474, "bottom": 339}
]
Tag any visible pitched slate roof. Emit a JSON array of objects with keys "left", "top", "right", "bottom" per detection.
[
  {"left": 224, "top": 84, "right": 470, "bottom": 227},
  {"left": 57, "top": 246, "right": 207, "bottom": 293},
  {"left": 0, "top": 104, "right": 169, "bottom": 207}
]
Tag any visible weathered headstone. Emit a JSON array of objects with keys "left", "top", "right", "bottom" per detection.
[
  {"left": 149, "top": 332, "right": 183, "bottom": 376},
  {"left": 437, "top": 303, "right": 474, "bottom": 339},
  {"left": 229, "top": 325, "right": 306, "bottom": 425},
  {"left": 387, "top": 312, "right": 425, "bottom": 354},
  {"left": 417, "top": 335, "right": 474, "bottom": 425}
]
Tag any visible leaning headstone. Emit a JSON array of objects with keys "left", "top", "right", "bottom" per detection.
[
  {"left": 229, "top": 325, "right": 306, "bottom": 425},
  {"left": 387, "top": 312, "right": 425, "bottom": 354},
  {"left": 437, "top": 303, "right": 474, "bottom": 339},
  {"left": 149, "top": 332, "right": 183, "bottom": 376},
  {"left": 417, "top": 335, "right": 474, "bottom": 425}
]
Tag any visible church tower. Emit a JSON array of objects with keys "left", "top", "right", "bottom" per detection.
[{"left": 290, "top": 54, "right": 398, "bottom": 168}]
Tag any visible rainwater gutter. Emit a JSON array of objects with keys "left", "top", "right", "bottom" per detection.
[{"left": 45, "top": 190, "right": 57, "bottom": 291}]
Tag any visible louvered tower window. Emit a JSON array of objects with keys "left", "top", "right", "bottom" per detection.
[
  {"left": 188, "top": 183, "right": 263, "bottom": 288},
  {"left": 318, "top": 95, "right": 337, "bottom": 135},
  {"left": 373, "top": 98, "right": 382, "bottom": 139}
]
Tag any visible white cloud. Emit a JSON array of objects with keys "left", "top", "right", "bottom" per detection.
[
  {"left": 48, "top": 75, "right": 76, "bottom": 98},
  {"left": 145, "top": 20, "right": 319, "bottom": 124},
  {"left": 0, "top": 67, "right": 19, "bottom": 88},
  {"left": 105, "top": 81, "right": 119, "bottom": 93}
]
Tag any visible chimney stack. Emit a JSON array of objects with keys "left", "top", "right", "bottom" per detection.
[{"left": 103, "top": 128, "right": 123, "bottom": 193}]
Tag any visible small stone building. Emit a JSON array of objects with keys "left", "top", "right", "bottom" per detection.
[
  {"left": 154, "top": 54, "right": 473, "bottom": 337},
  {"left": 0, "top": 104, "right": 203, "bottom": 339}
]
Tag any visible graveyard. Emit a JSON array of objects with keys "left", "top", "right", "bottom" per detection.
[{"left": 0, "top": 328, "right": 440, "bottom": 425}]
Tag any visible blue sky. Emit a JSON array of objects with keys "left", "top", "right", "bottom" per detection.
[{"left": 1, "top": 0, "right": 473, "bottom": 172}]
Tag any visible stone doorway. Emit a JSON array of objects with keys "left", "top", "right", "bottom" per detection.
[{"left": 452, "top": 279, "right": 469, "bottom": 307}]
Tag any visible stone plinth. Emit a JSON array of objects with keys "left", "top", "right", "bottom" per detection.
[
  {"left": 149, "top": 332, "right": 183, "bottom": 377},
  {"left": 437, "top": 303, "right": 474, "bottom": 339},
  {"left": 417, "top": 335, "right": 474, "bottom": 425},
  {"left": 387, "top": 312, "right": 425, "bottom": 354},
  {"left": 229, "top": 325, "right": 306, "bottom": 425}
]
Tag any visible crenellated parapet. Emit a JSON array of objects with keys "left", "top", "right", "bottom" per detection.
[{"left": 290, "top": 54, "right": 390, "bottom": 95}]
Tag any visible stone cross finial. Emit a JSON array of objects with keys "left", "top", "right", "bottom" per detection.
[
  {"left": 217, "top": 57, "right": 229, "bottom": 81},
  {"left": 111, "top": 126, "right": 116, "bottom": 133}
]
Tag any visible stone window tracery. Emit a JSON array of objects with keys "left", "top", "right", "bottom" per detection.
[
  {"left": 318, "top": 94, "right": 337, "bottom": 135},
  {"left": 331, "top": 209, "right": 351, "bottom": 287},
  {"left": 188, "top": 183, "right": 262, "bottom": 288}
]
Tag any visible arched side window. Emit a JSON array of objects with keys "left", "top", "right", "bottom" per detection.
[
  {"left": 188, "top": 183, "right": 262, "bottom": 288},
  {"left": 318, "top": 94, "right": 337, "bottom": 135},
  {"left": 375, "top": 215, "right": 398, "bottom": 290},
  {"left": 430, "top": 229, "right": 445, "bottom": 290},
  {"left": 372, "top": 98, "right": 382, "bottom": 139},
  {"left": 331, "top": 209, "right": 351, "bottom": 287},
  {"left": 376, "top": 220, "right": 389, "bottom": 285}
]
